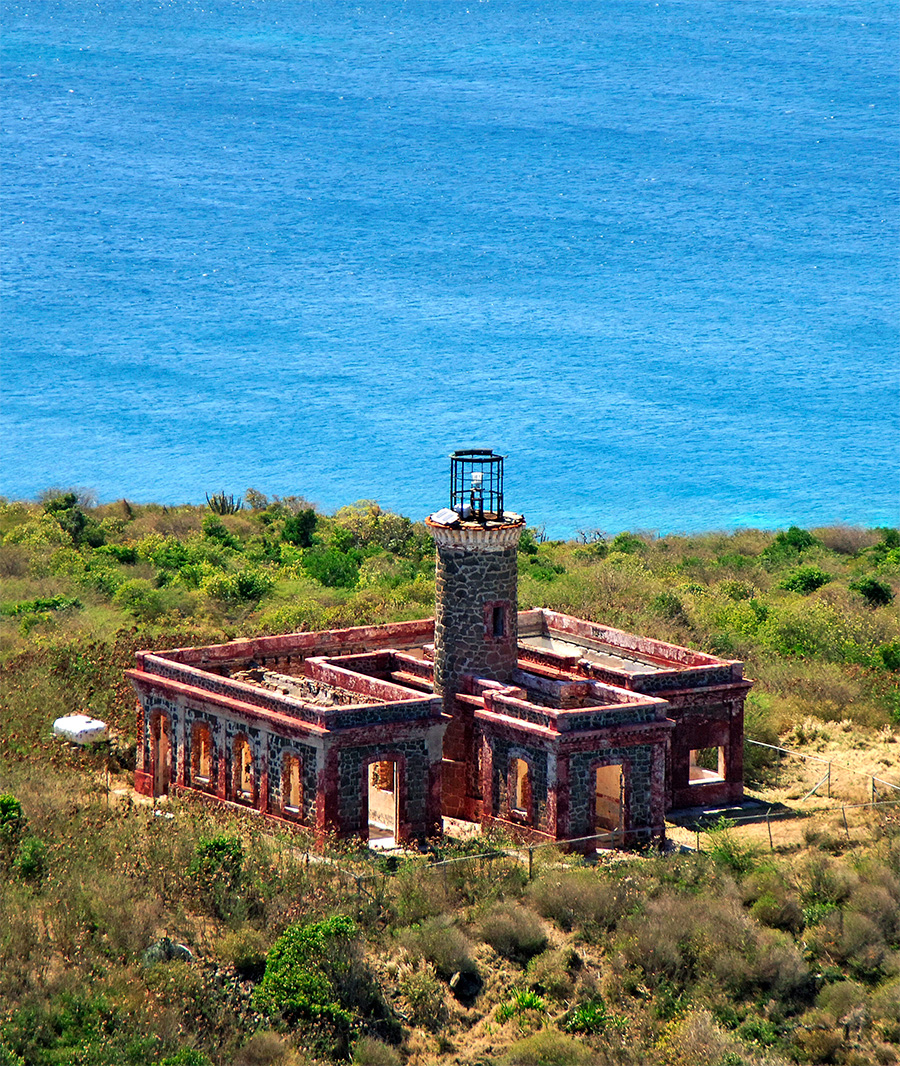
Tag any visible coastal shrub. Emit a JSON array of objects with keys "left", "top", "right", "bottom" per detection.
[
  {"left": 352, "top": 1038, "right": 400, "bottom": 1066},
  {"left": 43, "top": 492, "right": 105, "bottom": 548},
  {"left": 477, "top": 902, "right": 547, "bottom": 961},
  {"left": 879, "top": 641, "right": 900, "bottom": 672},
  {"left": 201, "top": 515, "right": 240, "bottom": 549},
  {"left": 282, "top": 509, "right": 317, "bottom": 548},
  {"left": 527, "top": 868, "right": 634, "bottom": 935},
  {"left": 254, "top": 915, "right": 364, "bottom": 1029},
  {"left": 562, "top": 997, "right": 628, "bottom": 1036},
  {"left": 202, "top": 567, "right": 274, "bottom": 604},
  {"left": 525, "top": 948, "right": 577, "bottom": 1002},
  {"left": 189, "top": 835, "right": 244, "bottom": 917},
  {"left": 501, "top": 1031, "right": 593, "bottom": 1066},
  {"left": 610, "top": 531, "right": 645, "bottom": 554},
  {"left": 704, "top": 816, "right": 759, "bottom": 876},
  {"left": 655, "top": 1010, "right": 737, "bottom": 1066},
  {"left": 232, "top": 1032, "right": 290, "bottom": 1066},
  {"left": 13, "top": 837, "right": 47, "bottom": 882},
  {"left": 301, "top": 546, "right": 360, "bottom": 589},
  {"left": 113, "top": 578, "right": 166, "bottom": 621},
  {"left": 391, "top": 864, "right": 454, "bottom": 926},
  {"left": 398, "top": 917, "right": 476, "bottom": 979},
  {"left": 764, "top": 526, "right": 819, "bottom": 561},
  {"left": 397, "top": 959, "right": 446, "bottom": 1030},
  {"left": 780, "top": 566, "right": 832, "bottom": 594},
  {"left": 850, "top": 576, "right": 894, "bottom": 608}
]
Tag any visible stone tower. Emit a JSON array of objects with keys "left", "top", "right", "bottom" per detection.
[{"left": 426, "top": 450, "right": 526, "bottom": 699}]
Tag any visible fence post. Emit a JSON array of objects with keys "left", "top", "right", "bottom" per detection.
[
  {"left": 827, "top": 762, "right": 831, "bottom": 799},
  {"left": 766, "top": 808, "right": 773, "bottom": 851},
  {"left": 872, "top": 778, "right": 877, "bottom": 806},
  {"left": 528, "top": 847, "right": 534, "bottom": 881},
  {"left": 842, "top": 807, "right": 850, "bottom": 840},
  {"left": 695, "top": 828, "right": 700, "bottom": 852}
]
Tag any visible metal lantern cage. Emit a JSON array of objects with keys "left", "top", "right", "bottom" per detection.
[{"left": 449, "top": 449, "right": 505, "bottom": 522}]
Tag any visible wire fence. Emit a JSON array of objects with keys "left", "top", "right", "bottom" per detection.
[{"left": 744, "top": 738, "right": 900, "bottom": 806}]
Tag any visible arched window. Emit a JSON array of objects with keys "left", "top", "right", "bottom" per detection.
[
  {"left": 509, "top": 757, "right": 532, "bottom": 820},
  {"left": 191, "top": 721, "right": 212, "bottom": 787},
  {"left": 283, "top": 754, "right": 302, "bottom": 815},
  {"left": 233, "top": 735, "right": 254, "bottom": 803}
]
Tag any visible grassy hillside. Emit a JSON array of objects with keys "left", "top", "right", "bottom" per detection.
[{"left": 1, "top": 491, "right": 898, "bottom": 1066}]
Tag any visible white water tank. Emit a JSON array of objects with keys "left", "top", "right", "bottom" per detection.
[{"left": 53, "top": 714, "right": 108, "bottom": 745}]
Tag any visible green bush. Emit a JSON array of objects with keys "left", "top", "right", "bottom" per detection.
[
  {"left": 302, "top": 546, "right": 360, "bottom": 588},
  {"left": 850, "top": 576, "right": 895, "bottom": 607},
  {"left": 189, "top": 835, "right": 243, "bottom": 918},
  {"left": 113, "top": 578, "right": 166, "bottom": 621},
  {"left": 704, "top": 816, "right": 759, "bottom": 876},
  {"left": 780, "top": 566, "right": 832, "bottom": 594},
  {"left": 879, "top": 640, "right": 900, "bottom": 672},
  {"left": 1, "top": 595, "right": 82, "bottom": 616},
  {"left": 202, "top": 515, "right": 240, "bottom": 549},
  {"left": 282, "top": 509, "right": 318, "bottom": 548},
  {"left": 13, "top": 837, "right": 47, "bottom": 882},
  {"left": 203, "top": 567, "right": 274, "bottom": 604},
  {"left": 764, "top": 526, "right": 819, "bottom": 560},
  {"left": 254, "top": 915, "right": 362, "bottom": 1029},
  {"left": 496, "top": 988, "right": 546, "bottom": 1022},
  {"left": 562, "top": 997, "right": 628, "bottom": 1035},
  {"left": 611, "top": 531, "right": 645, "bottom": 554},
  {"left": 0, "top": 795, "right": 25, "bottom": 856},
  {"left": 43, "top": 493, "right": 105, "bottom": 548}
]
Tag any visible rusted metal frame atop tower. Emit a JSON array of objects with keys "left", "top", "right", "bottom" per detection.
[{"left": 449, "top": 449, "right": 505, "bottom": 522}]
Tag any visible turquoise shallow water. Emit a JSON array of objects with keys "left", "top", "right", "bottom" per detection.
[{"left": 2, "top": 0, "right": 898, "bottom": 537}]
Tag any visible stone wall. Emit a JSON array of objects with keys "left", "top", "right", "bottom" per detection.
[
  {"left": 568, "top": 744, "right": 655, "bottom": 842},
  {"left": 433, "top": 538, "right": 520, "bottom": 694}
]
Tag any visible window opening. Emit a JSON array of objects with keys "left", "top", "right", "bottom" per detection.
[
  {"left": 510, "top": 758, "right": 531, "bottom": 816},
  {"left": 690, "top": 747, "right": 725, "bottom": 783},
  {"left": 191, "top": 722, "right": 212, "bottom": 785},
  {"left": 492, "top": 605, "right": 506, "bottom": 639},
  {"left": 233, "top": 736, "right": 254, "bottom": 802}
]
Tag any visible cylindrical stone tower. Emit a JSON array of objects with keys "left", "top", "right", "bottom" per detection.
[{"left": 426, "top": 450, "right": 526, "bottom": 698}]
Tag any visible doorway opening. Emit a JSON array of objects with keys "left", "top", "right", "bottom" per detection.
[
  {"left": 283, "top": 754, "right": 302, "bottom": 816},
  {"left": 594, "top": 763, "right": 624, "bottom": 840},
  {"left": 153, "top": 714, "right": 172, "bottom": 797},
  {"left": 367, "top": 759, "right": 398, "bottom": 848}
]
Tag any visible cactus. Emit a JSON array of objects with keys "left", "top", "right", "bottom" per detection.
[{"left": 206, "top": 491, "right": 244, "bottom": 515}]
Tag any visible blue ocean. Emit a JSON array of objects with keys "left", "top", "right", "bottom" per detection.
[{"left": 2, "top": 0, "right": 897, "bottom": 538}]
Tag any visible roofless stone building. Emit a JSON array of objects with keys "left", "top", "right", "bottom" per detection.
[{"left": 128, "top": 451, "right": 751, "bottom": 848}]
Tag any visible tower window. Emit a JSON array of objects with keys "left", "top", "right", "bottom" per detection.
[{"left": 492, "top": 605, "right": 505, "bottom": 638}]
